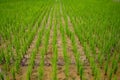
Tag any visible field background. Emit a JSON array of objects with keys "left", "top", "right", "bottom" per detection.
[{"left": 0, "top": 0, "right": 120, "bottom": 80}]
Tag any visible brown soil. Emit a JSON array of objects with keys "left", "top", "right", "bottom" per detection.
[{"left": 0, "top": 40, "right": 9, "bottom": 49}]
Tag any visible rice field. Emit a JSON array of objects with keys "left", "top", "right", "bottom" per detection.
[{"left": 0, "top": 0, "right": 120, "bottom": 80}]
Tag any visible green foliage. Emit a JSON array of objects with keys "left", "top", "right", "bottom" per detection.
[
  {"left": 79, "top": 64, "right": 83, "bottom": 80},
  {"left": 11, "top": 68, "right": 16, "bottom": 80},
  {"left": 26, "top": 66, "right": 32, "bottom": 80},
  {"left": 0, "top": 0, "right": 120, "bottom": 80},
  {"left": 105, "top": 60, "right": 109, "bottom": 75},
  {"left": 0, "top": 72, "right": 4, "bottom": 80}
]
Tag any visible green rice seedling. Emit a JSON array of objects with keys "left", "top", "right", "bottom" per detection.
[
  {"left": 38, "top": 62, "right": 44, "bottom": 80},
  {"left": 118, "top": 54, "right": 120, "bottom": 62},
  {"left": 52, "top": 64, "right": 57, "bottom": 80},
  {"left": 98, "top": 53, "right": 103, "bottom": 68},
  {"left": 52, "top": 61, "right": 57, "bottom": 80},
  {"left": 112, "top": 59, "right": 118, "bottom": 74},
  {"left": 38, "top": 49, "right": 45, "bottom": 80},
  {"left": 52, "top": 23, "right": 58, "bottom": 80},
  {"left": 97, "top": 53, "right": 101, "bottom": 62},
  {"left": 64, "top": 58, "right": 69, "bottom": 79},
  {"left": 26, "top": 49, "right": 37, "bottom": 80},
  {"left": 11, "top": 68, "right": 16, "bottom": 80},
  {"left": 26, "top": 66, "right": 32, "bottom": 80},
  {"left": 26, "top": 69, "right": 31, "bottom": 80},
  {"left": 113, "top": 75, "right": 117, "bottom": 80},
  {"left": 38, "top": 61, "right": 43, "bottom": 76},
  {"left": 15, "top": 55, "right": 21, "bottom": 73},
  {"left": 96, "top": 69, "right": 100, "bottom": 80},
  {"left": 60, "top": 24, "right": 69, "bottom": 79},
  {"left": 36, "top": 31, "right": 42, "bottom": 50},
  {"left": 107, "top": 53, "right": 111, "bottom": 62},
  {"left": 93, "top": 67, "right": 99, "bottom": 80},
  {"left": 98, "top": 54, "right": 104, "bottom": 68},
  {"left": 89, "top": 57, "right": 96, "bottom": 76},
  {"left": 76, "top": 53, "right": 80, "bottom": 74},
  {"left": 62, "top": 38, "right": 69, "bottom": 77},
  {"left": 0, "top": 72, "right": 4, "bottom": 80},
  {"left": 79, "top": 63, "right": 83, "bottom": 80},
  {"left": 89, "top": 39, "right": 96, "bottom": 55},
  {"left": 29, "top": 49, "right": 37, "bottom": 68},
  {"left": 0, "top": 49, "right": 5, "bottom": 64},
  {"left": 4, "top": 53, "right": 10, "bottom": 71},
  {"left": 110, "top": 52, "right": 117, "bottom": 73},
  {"left": 71, "top": 33, "right": 78, "bottom": 55},
  {"left": 83, "top": 42, "right": 88, "bottom": 56},
  {"left": 91, "top": 64, "right": 96, "bottom": 76},
  {"left": 15, "top": 60, "right": 19, "bottom": 73},
  {"left": 109, "top": 69, "right": 113, "bottom": 80},
  {"left": 104, "top": 60, "right": 109, "bottom": 75},
  {"left": 52, "top": 46, "right": 58, "bottom": 80},
  {"left": 44, "top": 30, "right": 50, "bottom": 53}
]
